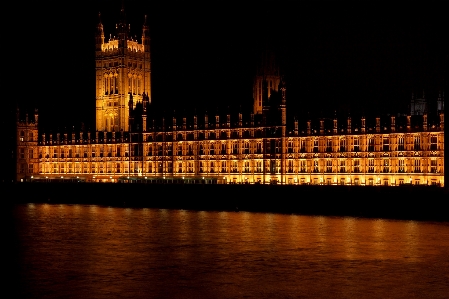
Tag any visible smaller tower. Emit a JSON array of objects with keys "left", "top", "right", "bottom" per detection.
[
  {"left": 347, "top": 116, "right": 351, "bottom": 134},
  {"left": 142, "top": 92, "right": 149, "bottom": 131},
  {"left": 95, "top": 12, "right": 105, "bottom": 51},
  {"left": 361, "top": 116, "right": 366, "bottom": 133},
  {"left": 279, "top": 77, "right": 287, "bottom": 127},
  {"left": 423, "top": 113, "right": 427, "bottom": 131},
  {"left": 141, "top": 15, "right": 152, "bottom": 103},
  {"left": 294, "top": 118, "right": 298, "bottom": 136},
  {"left": 16, "top": 108, "right": 39, "bottom": 182},
  {"left": 253, "top": 50, "right": 281, "bottom": 115},
  {"left": 261, "top": 79, "right": 269, "bottom": 125},
  {"left": 333, "top": 113, "right": 337, "bottom": 134},
  {"left": 437, "top": 91, "right": 444, "bottom": 113}
]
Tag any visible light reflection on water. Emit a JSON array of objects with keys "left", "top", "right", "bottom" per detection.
[{"left": 10, "top": 204, "right": 449, "bottom": 299}]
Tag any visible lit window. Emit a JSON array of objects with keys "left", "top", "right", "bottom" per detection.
[
  {"left": 414, "top": 159, "right": 421, "bottom": 173},
  {"left": 398, "top": 159, "right": 405, "bottom": 173},
  {"left": 368, "top": 159, "right": 374, "bottom": 173},
  {"left": 430, "top": 135, "right": 438, "bottom": 150},
  {"left": 326, "top": 160, "right": 332, "bottom": 173},
  {"left": 431, "top": 159, "right": 437, "bottom": 173},
  {"left": 398, "top": 136, "right": 404, "bottom": 151}
]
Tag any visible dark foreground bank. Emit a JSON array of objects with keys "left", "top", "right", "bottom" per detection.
[{"left": 2, "top": 183, "right": 448, "bottom": 221}]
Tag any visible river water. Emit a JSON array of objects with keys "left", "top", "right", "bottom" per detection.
[{"left": 6, "top": 204, "right": 449, "bottom": 298}]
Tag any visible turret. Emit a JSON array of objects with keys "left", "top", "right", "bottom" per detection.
[
  {"left": 141, "top": 15, "right": 152, "bottom": 103},
  {"left": 361, "top": 116, "right": 366, "bottom": 133},
  {"left": 347, "top": 116, "right": 351, "bottom": 134},
  {"left": 437, "top": 91, "right": 444, "bottom": 113},
  {"left": 95, "top": 12, "right": 104, "bottom": 51},
  {"left": 294, "top": 118, "right": 298, "bottom": 135},
  {"left": 423, "top": 113, "right": 427, "bottom": 131},
  {"left": 253, "top": 50, "right": 281, "bottom": 115},
  {"left": 333, "top": 114, "right": 337, "bottom": 134},
  {"left": 261, "top": 79, "right": 269, "bottom": 125},
  {"left": 142, "top": 15, "right": 150, "bottom": 52},
  {"left": 279, "top": 77, "right": 286, "bottom": 126},
  {"left": 128, "top": 93, "right": 134, "bottom": 131},
  {"left": 142, "top": 93, "right": 149, "bottom": 132}
]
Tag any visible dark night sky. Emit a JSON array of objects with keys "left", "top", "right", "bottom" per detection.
[{"left": 11, "top": 0, "right": 448, "bottom": 130}]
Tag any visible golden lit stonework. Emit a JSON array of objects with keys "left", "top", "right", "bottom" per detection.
[{"left": 95, "top": 10, "right": 151, "bottom": 132}]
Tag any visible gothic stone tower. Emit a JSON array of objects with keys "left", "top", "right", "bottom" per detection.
[
  {"left": 95, "top": 8, "right": 151, "bottom": 132},
  {"left": 16, "top": 109, "right": 39, "bottom": 182},
  {"left": 253, "top": 50, "right": 281, "bottom": 115}
]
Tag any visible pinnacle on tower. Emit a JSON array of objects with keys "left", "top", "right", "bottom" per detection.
[{"left": 95, "top": 12, "right": 105, "bottom": 51}]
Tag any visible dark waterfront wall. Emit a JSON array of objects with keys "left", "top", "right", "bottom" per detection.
[{"left": 4, "top": 183, "right": 448, "bottom": 221}]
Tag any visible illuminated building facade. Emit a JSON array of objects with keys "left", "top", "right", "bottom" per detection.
[
  {"left": 16, "top": 109, "right": 445, "bottom": 186},
  {"left": 15, "top": 9, "right": 445, "bottom": 186},
  {"left": 95, "top": 8, "right": 151, "bottom": 132}
]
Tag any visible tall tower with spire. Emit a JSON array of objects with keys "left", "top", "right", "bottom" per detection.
[
  {"left": 253, "top": 50, "right": 281, "bottom": 115},
  {"left": 95, "top": 6, "right": 151, "bottom": 132}
]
